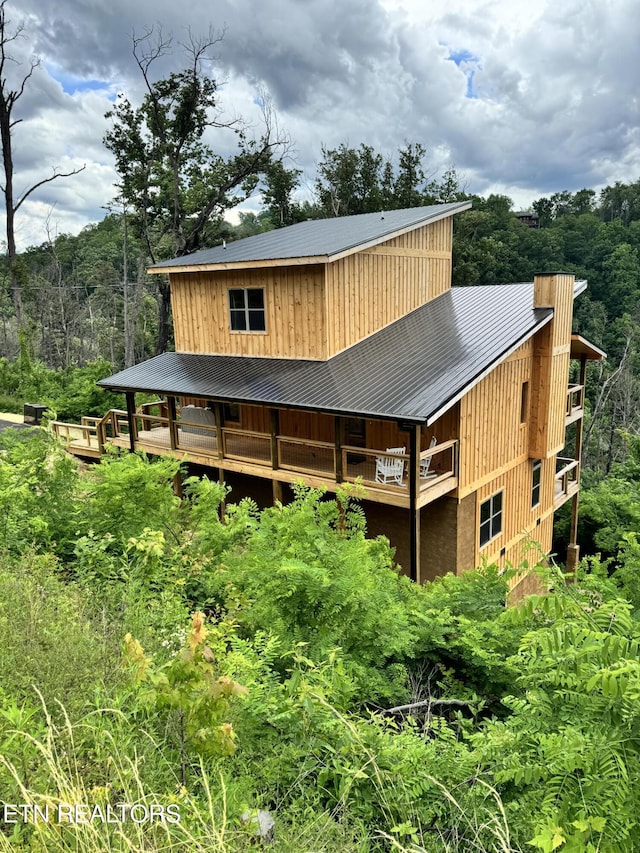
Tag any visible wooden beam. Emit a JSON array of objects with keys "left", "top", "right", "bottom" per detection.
[
  {"left": 270, "top": 408, "right": 279, "bottom": 470},
  {"left": 125, "top": 392, "right": 136, "bottom": 453},
  {"left": 214, "top": 402, "right": 224, "bottom": 460},
  {"left": 168, "top": 396, "right": 178, "bottom": 451},
  {"left": 409, "top": 425, "right": 420, "bottom": 583},
  {"left": 335, "top": 416, "right": 344, "bottom": 483}
]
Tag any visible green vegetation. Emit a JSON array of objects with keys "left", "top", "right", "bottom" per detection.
[{"left": 0, "top": 432, "right": 639, "bottom": 851}]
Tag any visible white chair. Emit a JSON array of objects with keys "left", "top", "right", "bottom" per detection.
[
  {"left": 420, "top": 436, "right": 438, "bottom": 479},
  {"left": 375, "top": 447, "right": 406, "bottom": 486}
]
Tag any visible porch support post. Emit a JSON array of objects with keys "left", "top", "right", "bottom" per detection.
[
  {"left": 567, "top": 354, "right": 587, "bottom": 573},
  {"left": 334, "top": 416, "right": 344, "bottom": 483},
  {"left": 168, "top": 396, "right": 178, "bottom": 451},
  {"left": 214, "top": 403, "right": 224, "bottom": 460},
  {"left": 270, "top": 409, "right": 279, "bottom": 470},
  {"left": 125, "top": 392, "right": 137, "bottom": 453},
  {"left": 270, "top": 408, "right": 283, "bottom": 505},
  {"left": 409, "top": 424, "right": 420, "bottom": 584}
]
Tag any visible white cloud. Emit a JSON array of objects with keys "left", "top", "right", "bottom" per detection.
[{"left": 2, "top": 0, "right": 639, "bottom": 248}]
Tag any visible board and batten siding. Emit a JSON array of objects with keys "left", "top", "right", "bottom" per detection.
[
  {"left": 171, "top": 266, "right": 327, "bottom": 359},
  {"left": 325, "top": 218, "right": 453, "bottom": 356},
  {"left": 473, "top": 455, "right": 556, "bottom": 572},
  {"left": 529, "top": 273, "right": 574, "bottom": 458},
  {"left": 458, "top": 340, "right": 533, "bottom": 497}
]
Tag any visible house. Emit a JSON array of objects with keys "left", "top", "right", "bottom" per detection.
[{"left": 61, "top": 203, "right": 604, "bottom": 597}]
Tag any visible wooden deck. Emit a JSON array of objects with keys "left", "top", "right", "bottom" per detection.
[{"left": 53, "top": 414, "right": 458, "bottom": 508}]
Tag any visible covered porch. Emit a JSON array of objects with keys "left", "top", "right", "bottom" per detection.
[{"left": 53, "top": 398, "right": 459, "bottom": 509}]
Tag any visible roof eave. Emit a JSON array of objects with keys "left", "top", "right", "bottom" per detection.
[
  {"left": 97, "top": 375, "right": 425, "bottom": 424},
  {"left": 425, "top": 309, "right": 554, "bottom": 426},
  {"left": 146, "top": 201, "right": 472, "bottom": 275}
]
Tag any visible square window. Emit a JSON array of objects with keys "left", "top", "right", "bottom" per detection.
[
  {"left": 479, "top": 491, "right": 503, "bottom": 547},
  {"left": 228, "top": 288, "right": 265, "bottom": 332}
]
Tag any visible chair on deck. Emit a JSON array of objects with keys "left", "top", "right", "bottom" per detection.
[
  {"left": 420, "top": 436, "right": 438, "bottom": 480},
  {"left": 375, "top": 447, "right": 406, "bottom": 486}
]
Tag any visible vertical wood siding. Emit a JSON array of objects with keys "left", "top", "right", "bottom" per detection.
[
  {"left": 171, "top": 266, "right": 327, "bottom": 359},
  {"left": 530, "top": 274, "right": 574, "bottom": 457},
  {"left": 325, "top": 218, "right": 453, "bottom": 355},
  {"left": 458, "top": 340, "right": 533, "bottom": 497},
  {"left": 169, "top": 218, "right": 453, "bottom": 360},
  {"left": 473, "top": 455, "right": 556, "bottom": 571}
]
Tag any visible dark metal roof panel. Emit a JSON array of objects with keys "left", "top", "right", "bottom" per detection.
[
  {"left": 100, "top": 283, "right": 551, "bottom": 423},
  {"left": 149, "top": 203, "right": 470, "bottom": 269}
]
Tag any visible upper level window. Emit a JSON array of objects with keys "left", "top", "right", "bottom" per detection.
[
  {"left": 479, "top": 490, "right": 503, "bottom": 547},
  {"left": 520, "top": 381, "right": 529, "bottom": 424},
  {"left": 229, "top": 288, "right": 266, "bottom": 332},
  {"left": 532, "top": 459, "right": 542, "bottom": 508}
]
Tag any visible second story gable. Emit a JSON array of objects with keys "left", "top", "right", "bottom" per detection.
[{"left": 149, "top": 202, "right": 470, "bottom": 360}]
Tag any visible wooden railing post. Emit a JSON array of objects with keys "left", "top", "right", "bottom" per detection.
[{"left": 214, "top": 403, "right": 224, "bottom": 461}]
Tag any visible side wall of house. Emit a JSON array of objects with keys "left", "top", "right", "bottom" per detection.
[
  {"left": 325, "top": 217, "right": 453, "bottom": 356},
  {"left": 458, "top": 340, "right": 533, "bottom": 497},
  {"left": 170, "top": 265, "right": 327, "bottom": 359}
]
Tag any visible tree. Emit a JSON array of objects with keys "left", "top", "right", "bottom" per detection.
[
  {"left": 104, "top": 27, "right": 286, "bottom": 353},
  {"left": 314, "top": 143, "right": 377, "bottom": 216},
  {"left": 262, "top": 160, "right": 303, "bottom": 228},
  {"left": 0, "top": 0, "right": 84, "bottom": 330},
  {"left": 314, "top": 141, "right": 441, "bottom": 217}
]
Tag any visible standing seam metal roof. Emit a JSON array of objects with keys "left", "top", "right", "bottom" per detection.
[
  {"left": 99, "top": 283, "right": 553, "bottom": 423},
  {"left": 148, "top": 202, "right": 471, "bottom": 269}
]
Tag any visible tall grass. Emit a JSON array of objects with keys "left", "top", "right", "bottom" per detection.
[{"left": 0, "top": 693, "right": 231, "bottom": 852}]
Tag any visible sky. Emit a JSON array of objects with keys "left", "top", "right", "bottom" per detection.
[{"left": 5, "top": 0, "right": 640, "bottom": 250}]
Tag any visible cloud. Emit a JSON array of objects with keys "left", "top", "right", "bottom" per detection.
[{"left": 3, "top": 0, "right": 640, "bottom": 248}]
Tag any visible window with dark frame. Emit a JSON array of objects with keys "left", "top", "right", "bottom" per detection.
[
  {"left": 532, "top": 459, "right": 542, "bottom": 508},
  {"left": 479, "top": 491, "right": 503, "bottom": 547},
  {"left": 223, "top": 402, "right": 240, "bottom": 423},
  {"left": 520, "top": 380, "right": 529, "bottom": 424},
  {"left": 228, "top": 288, "right": 266, "bottom": 331}
]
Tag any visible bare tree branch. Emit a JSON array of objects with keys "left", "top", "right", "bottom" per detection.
[
  {"left": 0, "top": 0, "right": 85, "bottom": 326},
  {"left": 14, "top": 165, "right": 86, "bottom": 214}
]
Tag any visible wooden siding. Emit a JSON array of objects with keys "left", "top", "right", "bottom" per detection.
[
  {"left": 474, "top": 456, "right": 556, "bottom": 571},
  {"left": 458, "top": 341, "right": 533, "bottom": 497},
  {"left": 171, "top": 266, "right": 327, "bottom": 359},
  {"left": 325, "top": 218, "right": 453, "bottom": 356},
  {"left": 529, "top": 273, "right": 574, "bottom": 458},
  {"left": 278, "top": 409, "right": 334, "bottom": 442}
]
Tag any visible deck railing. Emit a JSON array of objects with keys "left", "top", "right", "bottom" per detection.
[
  {"left": 277, "top": 436, "right": 336, "bottom": 476},
  {"left": 53, "top": 406, "right": 459, "bottom": 500},
  {"left": 555, "top": 456, "right": 579, "bottom": 500},
  {"left": 221, "top": 427, "right": 271, "bottom": 465},
  {"left": 342, "top": 439, "right": 458, "bottom": 491},
  {"left": 566, "top": 384, "right": 584, "bottom": 423},
  {"left": 419, "top": 439, "right": 457, "bottom": 489},
  {"left": 51, "top": 419, "right": 103, "bottom": 453}
]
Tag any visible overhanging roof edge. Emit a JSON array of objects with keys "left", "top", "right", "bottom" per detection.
[
  {"left": 426, "top": 310, "right": 554, "bottom": 427},
  {"left": 97, "top": 368, "right": 425, "bottom": 423}
]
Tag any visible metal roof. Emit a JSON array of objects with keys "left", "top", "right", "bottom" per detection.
[
  {"left": 148, "top": 202, "right": 471, "bottom": 272},
  {"left": 99, "top": 283, "right": 553, "bottom": 424}
]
